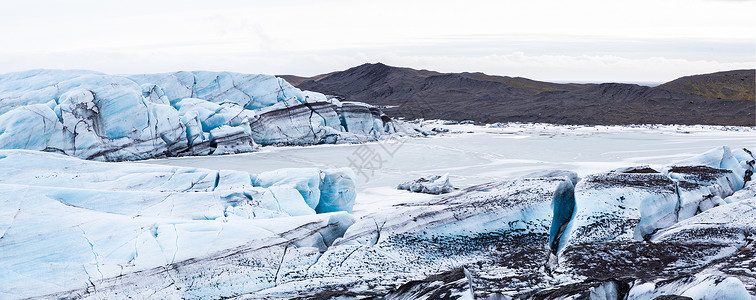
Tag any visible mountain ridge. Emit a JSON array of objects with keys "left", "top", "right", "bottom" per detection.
[
  {"left": 656, "top": 69, "right": 754, "bottom": 101},
  {"left": 280, "top": 63, "right": 755, "bottom": 126}
]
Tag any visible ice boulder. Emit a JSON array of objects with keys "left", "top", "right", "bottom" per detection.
[
  {"left": 629, "top": 275, "right": 752, "bottom": 300},
  {"left": 397, "top": 174, "right": 454, "bottom": 194},
  {"left": 552, "top": 152, "right": 756, "bottom": 298},
  {"left": 665, "top": 165, "right": 740, "bottom": 198},
  {"left": 680, "top": 276, "right": 751, "bottom": 300},
  {"left": 663, "top": 165, "right": 738, "bottom": 216},
  {"left": 315, "top": 168, "right": 357, "bottom": 213}
]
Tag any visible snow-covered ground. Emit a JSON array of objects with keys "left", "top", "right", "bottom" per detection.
[{"left": 142, "top": 123, "right": 756, "bottom": 217}]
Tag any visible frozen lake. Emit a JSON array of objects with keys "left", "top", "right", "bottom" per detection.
[{"left": 141, "top": 124, "right": 756, "bottom": 215}]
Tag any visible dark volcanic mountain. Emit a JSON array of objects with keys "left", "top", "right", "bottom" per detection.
[{"left": 281, "top": 64, "right": 756, "bottom": 126}]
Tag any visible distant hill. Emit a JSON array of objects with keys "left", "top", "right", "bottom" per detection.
[
  {"left": 278, "top": 73, "right": 334, "bottom": 86},
  {"left": 656, "top": 69, "right": 754, "bottom": 101},
  {"left": 281, "top": 64, "right": 755, "bottom": 126}
]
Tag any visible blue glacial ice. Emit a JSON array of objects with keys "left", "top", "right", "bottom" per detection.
[
  {"left": 254, "top": 168, "right": 323, "bottom": 210},
  {"left": 0, "top": 149, "right": 359, "bottom": 298},
  {"left": 521, "top": 170, "right": 578, "bottom": 253},
  {"left": 316, "top": 168, "right": 358, "bottom": 213},
  {"left": 0, "top": 70, "right": 421, "bottom": 161},
  {"left": 252, "top": 167, "right": 358, "bottom": 214}
]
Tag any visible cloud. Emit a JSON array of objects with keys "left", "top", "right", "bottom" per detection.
[
  {"left": 1, "top": 49, "right": 751, "bottom": 84},
  {"left": 0, "top": 0, "right": 753, "bottom": 82},
  {"left": 375, "top": 52, "right": 754, "bottom": 83}
]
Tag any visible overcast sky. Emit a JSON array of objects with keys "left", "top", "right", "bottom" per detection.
[{"left": 0, "top": 0, "right": 753, "bottom": 83}]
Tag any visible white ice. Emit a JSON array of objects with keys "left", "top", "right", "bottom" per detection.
[{"left": 397, "top": 173, "right": 454, "bottom": 194}]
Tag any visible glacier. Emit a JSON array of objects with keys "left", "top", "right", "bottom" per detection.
[
  {"left": 3, "top": 146, "right": 753, "bottom": 298},
  {"left": 2, "top": 106, "right": 756, "bottom": 300},
  {"left": 0, "top": 70, "right": 420, "bottom": 161}
]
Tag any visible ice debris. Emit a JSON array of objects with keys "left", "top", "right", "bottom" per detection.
[{"left": 397, "top": 173, "right": 454, "bottom": 194}]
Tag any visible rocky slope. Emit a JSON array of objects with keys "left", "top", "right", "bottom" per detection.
[
  {"left": 656, "top": 69, "right": 755, "bottom": 101},
  {"left": 284, "top": 64, "right": 755, "bottom": 126}
]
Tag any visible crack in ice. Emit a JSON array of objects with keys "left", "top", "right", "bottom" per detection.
[{"left": 77, "top": 226, "right": 104, "bottom": 282}]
